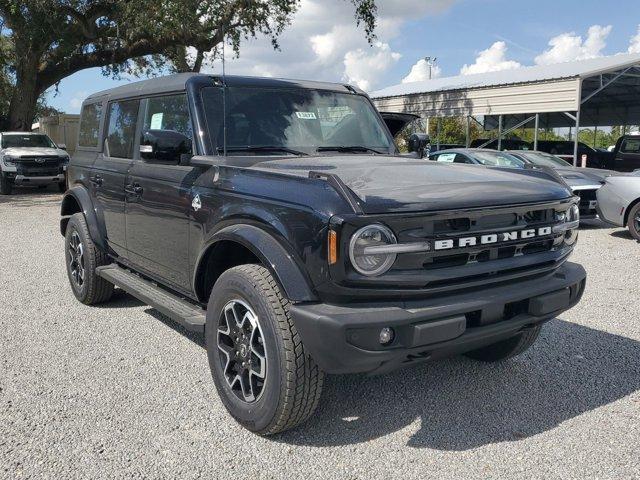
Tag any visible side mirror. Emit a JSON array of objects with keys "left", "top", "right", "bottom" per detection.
[
  {"left": 57, "top": 143, "right": 67, "bottom": 151},
  {"left": 409, "top": 133, "right": 430, "bottom": 159},
  {"left": 140, "top": 129, "right": 192, "bottom": 164}
]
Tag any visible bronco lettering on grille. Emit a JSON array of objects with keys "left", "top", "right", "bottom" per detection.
[{"left": 433, "top": 226, "right": 552, "bottom": 251}]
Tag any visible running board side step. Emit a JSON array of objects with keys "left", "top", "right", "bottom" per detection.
[{"left": 96, "top": 264, "right": 206, "bottom": 333}]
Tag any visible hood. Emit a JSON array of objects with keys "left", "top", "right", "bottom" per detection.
[
  {"left": 250, "top": 155, "right": 572, "bottom": 214},
  {"left": 555, "top": 166, "right": 613, "bottom": 184},
  {"left": 3, "top": 147, "right": 67, "bottom": 157}
]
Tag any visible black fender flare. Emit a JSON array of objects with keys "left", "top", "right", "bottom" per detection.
[
  {"left": 194, "top": 223, "right": 318, "bottom": 303},
  {"left": 60, "top": 186, "right": 107, "bottom": 251}
]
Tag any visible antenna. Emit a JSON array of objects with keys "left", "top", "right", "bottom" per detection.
[{"left": 222, "top": 25, "right": 227, "bottom": 157}]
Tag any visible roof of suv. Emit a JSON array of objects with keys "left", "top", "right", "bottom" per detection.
[{"left": 84, "top": 73, "right": 365, "bottom": 103}]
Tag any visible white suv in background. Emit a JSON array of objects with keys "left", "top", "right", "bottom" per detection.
[{"left": 0, "top": 132, "right": 69, "bottom": 195}]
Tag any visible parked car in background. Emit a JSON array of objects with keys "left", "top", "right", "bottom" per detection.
[
  {"left": 429, "top": 148, "right": 526, "bottom": 168},
  {"left": 596, "top": 172, "right": 640, "bottom": 240},
  {"left": 606, "top": 134, "right": 640, "bottom": 172},
  {"left": 0, "top": 132, "right": 69, "bottom": 195},
  {"left": 507, "top": 150, "right": 614, "bottom": 219},
  {"left": 535, "top": 140, "right": 607, "bottom": 169},
  {"left": 469, "top": 138, "right": 532, "bottom": 151}
]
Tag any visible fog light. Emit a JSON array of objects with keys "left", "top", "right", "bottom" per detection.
[{"left": 379, "top": 327, "right": 394, "bottom": 345}]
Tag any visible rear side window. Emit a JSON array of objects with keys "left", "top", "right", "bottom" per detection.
[
  {"left": 78, "top": 103, "right": 103, "bottom": 147},
  {"left": 106, "top": 100, "right": 140, "bottom": 159}
]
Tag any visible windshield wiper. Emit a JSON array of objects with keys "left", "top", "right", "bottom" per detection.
[
  {"left": 316, "top": 145, "right": 384, "bottom": 154},
  {"left": 217, "top": 146, "right": 309, "bottom": 156}
]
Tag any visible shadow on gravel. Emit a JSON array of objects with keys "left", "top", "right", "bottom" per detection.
[
  {"left": 578, "top": 219, "right": 611, "bottom": 230},
  {"left": 94, "top": 289, "right": 146, "bottom": 309},
  {"left": 273, "top": 319, "right": 640, "bottom": 450},
  {"left": 0, "top": 188, "right": 61, "bottom": 206},
  {"left": 610, "top": 229, "right": 637, "bottom": 241},
  {"left": 132, "top": 306, "right": 640, "bottom": 450},
  {"left": 145, "top": 308, "right": 206, "bottom": 349}
]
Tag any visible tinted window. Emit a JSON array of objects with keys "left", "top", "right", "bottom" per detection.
[
  {"left": 106, "top": 100, "right": 140, "bottom": 159},
  {"left": 621, "top": 138, "right": 640, "bottom": 153},
  {"left": 78, "top": 103, "right": 103, "bottom": 147},
  {"left": 1, "top": 134, "right": 55, "bottom": 149},
  {"left": 202, "top": 87, "right": 393, "bottom": 155},
  {"left": 139, "top": 94, "right": 193, "bottom": 162}
]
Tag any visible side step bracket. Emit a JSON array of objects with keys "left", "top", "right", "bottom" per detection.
[{"left": 96, "top": 264, "right": 206, "bottom": 333}]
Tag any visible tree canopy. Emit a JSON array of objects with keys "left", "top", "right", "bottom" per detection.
[{"left": 0, "top": 0, "right": 378, "bottom": 130}]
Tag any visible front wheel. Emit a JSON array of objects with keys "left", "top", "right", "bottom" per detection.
[
  {"left": 626, "top": 203, "right": 640, "bottom": 241},
  {"left": 464, "top": 325, "right": 542, "bottom": 362},
  {"left": 64, "top": 213, "right": 114, "bottom": 305},
  {"left": 205, "top": 264, "right": 324, "bottom": 435}
]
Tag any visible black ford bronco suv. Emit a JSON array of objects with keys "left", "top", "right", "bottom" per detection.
[{"left": 60, "top": 74, "right": 586, "bottom": 434}]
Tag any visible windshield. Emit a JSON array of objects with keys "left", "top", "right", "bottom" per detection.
[
  {"left": 1, "top": 134, "right": 56, "bottom": 149},
  {"left": 518, "top": 151, "right": 571, "bottom": 167},
  {"left": 470, "top": 151, "right": 525, "bottom": 168},
  {"left": 202, "top": 86, "right": 394, "bottom": 155}
]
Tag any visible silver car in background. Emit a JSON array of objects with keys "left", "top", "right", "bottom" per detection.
[
  {"left": 0, "top": 132, "right": 70, "bottom": 195},
  {"left": 596, "top": 172, "right": 640, "bottom": 241},
  {"left": 507, "top": 150, "right": 615, "bottom": 219}
]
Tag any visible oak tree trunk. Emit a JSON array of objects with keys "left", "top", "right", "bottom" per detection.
[{"left": 8, "top": 60, "right": 41, "bottom": 131}]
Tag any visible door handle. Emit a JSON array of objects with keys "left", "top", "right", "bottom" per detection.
[
  {"left": 89, "top": 174, "right": 103, "bottom": 186},
  {"left": 124, "top": 183, "right": 143, "bottom": 195}
]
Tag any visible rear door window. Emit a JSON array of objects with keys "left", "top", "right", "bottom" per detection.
[
  {"left": 78, "top": 102, "right": 103, "bottom": 148},
  {"left": 106, "top": 100, "right": 140, "bottom": 159}
]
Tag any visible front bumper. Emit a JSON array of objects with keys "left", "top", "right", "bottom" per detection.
[
  {"left": 9, "top": 173, "right": 65, "bottom": 185},
  {"left": 291, "top": 262, "right": 586, "bottom": 375}
]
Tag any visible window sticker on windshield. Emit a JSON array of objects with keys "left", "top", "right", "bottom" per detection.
[
  {"left": 150, "top": 113, "right": 164, "bottom": 129},
  {"left": 295, "top": 112, "right": 317, "bottom": 120},
  {"left": 437, "top": 153, "right": 455, "bottom": 163}
]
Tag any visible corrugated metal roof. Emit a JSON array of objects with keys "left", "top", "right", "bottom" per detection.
[{"left": 371, "top": 53, "right": 640, "bottom": 99}]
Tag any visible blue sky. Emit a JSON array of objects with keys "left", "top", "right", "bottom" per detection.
[{"left": 47, "top": 0, "right": 640, "bottom": 113}]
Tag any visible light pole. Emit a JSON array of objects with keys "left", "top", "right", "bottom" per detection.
[{"left": 424, "top": 57, "right": 437, "bottom": 135}]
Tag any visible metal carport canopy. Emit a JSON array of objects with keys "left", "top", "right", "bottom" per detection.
[{"left": 370, "top": 53, "right": 640, "bottom": 129}]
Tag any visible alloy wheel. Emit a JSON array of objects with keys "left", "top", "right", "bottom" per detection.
[
  {"left": 68, "top": 230, "right": 85, "bottom": 288},
  {"left": 217, "top": 299, "right": 267, "bottom": 403}
]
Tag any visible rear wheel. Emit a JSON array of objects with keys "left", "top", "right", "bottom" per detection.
[
  {"left": 205, "top": 264, "right": 324, "bottom": 435},
  {"left": 626, "top": 203, "right": 640, "bottom": 241},
  {"left": 464, "top": 325, "right": 542, "bottom": 362},
  {"left": 0, "top": 175, "right": 12, "bottom": 195},
  {"left": 64, "top": 213, "right": 114, "bottom": 305}
]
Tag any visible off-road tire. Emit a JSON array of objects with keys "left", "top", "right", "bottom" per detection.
[
  {"left": 464, "top": 325, "right": 542, "bottom": 362},
  {"left": 206, "top": 264, "right": 324, "bottom": 435},
  {"left": 626, "top": 203, "right": 640, "bottom": 242},
  {"left": 64, "top": 213, "right": 114, "bottom": 305},
  {"left": 0, "top": 175, "right": 12, "bottom": 195}
]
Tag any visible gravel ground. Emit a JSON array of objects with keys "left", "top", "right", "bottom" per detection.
[{"left": 1, "top": 187, "right": 639, "bottom": 480}]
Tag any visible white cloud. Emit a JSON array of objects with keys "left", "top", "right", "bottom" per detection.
[
  {"left": 401, "top": 58, "right": 442, "bottom": 83},
  {"left": 460, "top": 41, "right": 521, "bottom": 75},
  {"left": 629, "top": 25, "right": 640, "bottom": 53},
  {"left": 69, "top": 91, "right": 88, "bottom": 112},
  {"left": 534, "top": 25, "right": 612, "bottom": 65},
  {"left": 203, "top": 0, "right": 457, "bottom": 91},
  {"left": 344, "top": 42, "right": 402, "bottom": 90}
]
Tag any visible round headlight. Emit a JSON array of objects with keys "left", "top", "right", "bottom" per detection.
[
  {"left": 2, "top": 155, "right": 16, "bottom": 167},
  {"left": 349, "top": 224, "right": 397, "bottom": 276}
]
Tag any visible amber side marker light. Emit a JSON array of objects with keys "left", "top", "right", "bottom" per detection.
[{"left": 328, "top": 230, "right": 338, "bottom": 265}]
